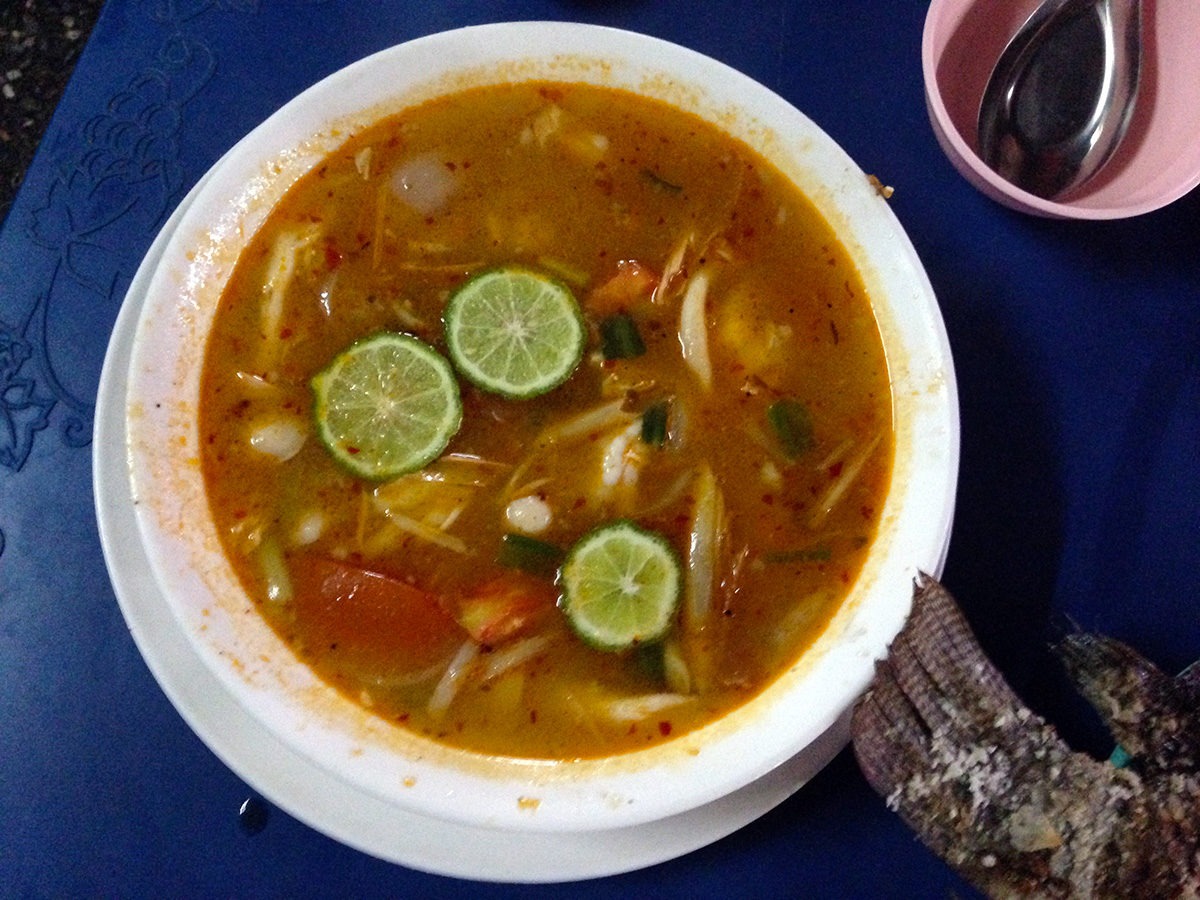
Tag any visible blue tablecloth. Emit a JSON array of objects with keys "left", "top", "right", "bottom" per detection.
[{"left": 2, "top": 1, "right": 1197, "bottom": 895}]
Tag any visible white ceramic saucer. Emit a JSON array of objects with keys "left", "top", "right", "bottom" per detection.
[{"left": 93, "top": 176, "right": 859, "bottom": 883}]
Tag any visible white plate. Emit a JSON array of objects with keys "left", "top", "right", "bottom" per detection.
[
  {"left": 94, "top": 22, "right": 958, "bottom": 880},
  {"left": 93, "top": 183, "right": 857, "bottom": 880}
]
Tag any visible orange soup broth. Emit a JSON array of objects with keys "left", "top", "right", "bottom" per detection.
[{"left": 199, "top": 82, "right": 893, "bottom": 760}]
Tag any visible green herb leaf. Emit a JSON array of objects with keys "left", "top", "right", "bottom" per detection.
[
  {"left": 640, "top": 400, "right": 669, "bottom": 446},
  {"left": 763, "top": 544, "right": 832, "bottom": 564},
  {"left": 497, "top": 533, "right": 564, "bottom": 576},
  {"left": 767, "top": 398, "right": 814, "bottom": 458},
  {"left": 600, "top": 312, "right": 647, "bottom": 360}
]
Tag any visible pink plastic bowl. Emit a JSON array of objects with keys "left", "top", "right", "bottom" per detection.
[{"left": 923, "top": 0, "right": 1200, "bottom": 219}]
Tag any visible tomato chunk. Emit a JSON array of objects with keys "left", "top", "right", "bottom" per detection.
[{"left": 288, "top": 556, "right": 464, "bottom": 675}]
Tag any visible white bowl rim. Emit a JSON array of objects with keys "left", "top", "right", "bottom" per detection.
[{"left": 100, "top": 21, "right": 959, "bottom": 837}]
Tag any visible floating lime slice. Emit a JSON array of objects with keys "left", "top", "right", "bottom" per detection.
[
  {"left": 443, "top": 266, "right": 586, "bottom": 399},
  {"left": 559, "top": 520, "right": 682, "bottom": 651},
  {"left": 311, "top": 331, "right": 462, "bottom": 480}
]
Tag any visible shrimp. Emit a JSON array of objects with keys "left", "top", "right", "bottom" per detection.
[{"left": 851, "top": 576, "right": 1200, "bottom": 898}]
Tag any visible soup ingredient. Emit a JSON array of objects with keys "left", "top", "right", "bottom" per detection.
[
  {"left": 456, "top": 572, "right": 557, "bottom": 645},
  {"left": 199, "top": 81, "right": 893, "bottom": 758},
  {"left": 852, "top": 576, "right": 1200, "bottom": 898},
  {"left": 311, "top": 332, "right": 463, "bottom": 480},
  {"left": 559, "top": 520, "right": 682, "bottom": 651},
  {"left": 683, "top": 463, "right": 725, "bottom": 628},
  {"left": 678, "top": 269, "right": 713, "bottom": 388},
  {"left": 391, "top": 152, "right": 459, "bottom": 215},
  {"left": 257, "top": 535, "right": 293, "bottom": 605},
  {"left": 599, "top": 313, "right": 646, "bottom": 360},
  {"left": 288, "top": 555, "right": 464, "bottom": 676},
  {"left": 497, "top": 532, "right": 562, "bottom": 575},
  {"left": 639, "top": 400, "right": 669, "bottom": 447},
  {"left": 766, "top": 398, "right": 814, "bottom": 459},
  {"left": 427, "top": 640, "right": 480, "bottom": 717},
  {"left": 248, "top": 417, "right": 308, "bottom": 461},
  {"left": 808, "top": 432, "right": 882, "bottom": 528},
  {"left": 503, "top": 496, "right": 553, "bottom": 535},
  {"left": 442, "top": 265, "right": 586, "bottom": 399}
]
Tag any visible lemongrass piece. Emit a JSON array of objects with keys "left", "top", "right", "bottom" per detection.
[
  {"left": 424, "top": 453, "right": 510, "bottom": 485},
  {"left": 684, "top": 463, "right": 725, "bottom": 629},
  {"left": 394, "top": 260, "right": 485, "bottom": 273},
  {"left": 744, "top": 418, "right": 797, "bottom": 466},
  {"left": 665, "top": 391, "right": 689, "bottom": 449},
  {"left": 372, "top": 181, "right": 388, "bottom": 270},
  {"left": 654, "top": 232, "right": 692, "bottom": 303},
  {"left": 537, "top": 255, "right": 590, "bottom": 287},
  {"left": 258, "top": 225, "right": 319, "bottom": 370},
  {"left": 816, "top": 437, "right": 855, "bottom": 472},
  {"left": 537, "top": 398, "right": 632, "bottom": 446},
  {"left": 479, "top": 635, "right": 551, "bottom": 683},
  {"left": 678, "top": 269, "right": 713, "bottom": 388},
  {"left": 363, "top": 660, "right": 446, "bottom": 690},
  {"left": 431, "top": 500, "right": 467, "bottom": 531},
  {"left": 376, "top": 508, "right": 468, "bottom": 554},
  {"left": 632, "top": 468, "right": 694, "bottom": 518},
  {"left": 604, "top": 693, "right": 691, "bottom": 722},
  {"left": 257, "top": 536, "right": 292, "bottom": 605},
  {"left": 504, "top": 476, "right": 550, "bottom": 506},
  {"left": 501, "top": 401, "right": 634, "bottom": 501},
  {"left": 374, "top": 468, "right": 481, "bottom": 526},
  {"left": 662, "top": 639, "right": 692, "bottom": 695},
  {"left": 505, "top": 495, "right": 552, "bottom": 534},
  {"left": 427, "top": 640, "right": 480, "bottom": 718},
  {"left": 678, "top": 632, "right": 716, "bottom": 696},
  {"left": 407, "top": 240, "right": 451, "bottom": 255},
  {"left": 387, "top": 300, "right": 428, "bottom": 332},
  {"left": 440, "top": 452, "right": 511, "bottom": 471},
  {"left": 234, "top": 371, "right": 277, "bottom": 394},
  {"left": 808, "top": 433, "right": 883, "bottom": 528},
  {"left": 248, "top": 418, "right": 306, "bottom": 461}
]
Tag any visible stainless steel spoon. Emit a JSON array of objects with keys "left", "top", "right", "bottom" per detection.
[{"left": 977, "top": 0, "right": 1142, "bottom": 199}]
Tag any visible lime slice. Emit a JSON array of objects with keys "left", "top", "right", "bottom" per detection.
[
  {"left": 443, "top": 266, "right": 586, "bottom": 398},
  {"left": 311, "top": 332, "right": 462, "bottom": 480},
  {"left": 559, "top": 520, "right": 682, "bottom": 651}
]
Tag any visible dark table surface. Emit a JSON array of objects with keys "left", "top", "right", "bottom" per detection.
[
  {"left": 0, "top": 0, "right": 104, "bottom": 224},
  {"left": 2, "top": 1, "right": 1198, "bottom": 896}
]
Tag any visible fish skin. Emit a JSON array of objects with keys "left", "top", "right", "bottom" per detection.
[
  {"left": 1054, "top": 631, "right": 1200, "bottom": 777},
  {"left": 851, "top": 575, "right": 1200, "bottom": 899}
]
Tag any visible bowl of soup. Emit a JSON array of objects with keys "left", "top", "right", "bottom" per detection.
[{"left": 95, "top": 21, "right": 957, "bottom": 871}]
